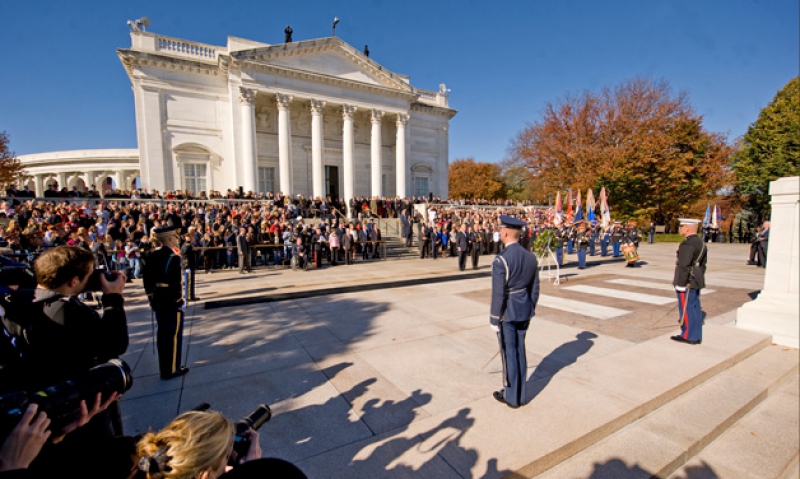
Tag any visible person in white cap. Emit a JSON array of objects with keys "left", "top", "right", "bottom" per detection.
[{"left": 672, "top": 218, "right": 708, "bottom": 345}]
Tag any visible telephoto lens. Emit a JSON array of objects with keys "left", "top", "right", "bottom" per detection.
[
  {"left": 231, "top": 404, "right": 271, "bottom": 464},
  {"left": 0, "top": 359, "right": 133, "bottom": 436}
]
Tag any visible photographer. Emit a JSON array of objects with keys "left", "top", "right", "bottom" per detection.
[{"left": 133, "top": 410, "right": 306, "bottom": 479}]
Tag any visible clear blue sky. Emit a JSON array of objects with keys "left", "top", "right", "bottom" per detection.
[{"left": 1, "top": 0, "right": 797, "bottom": 163}]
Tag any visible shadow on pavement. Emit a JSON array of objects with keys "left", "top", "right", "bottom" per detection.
[
  {"left": 526, "top": 331, "right": 597, "bottom": 403},
  {"left": 584, "top": 458, "right": 719, "bottom": 479}
]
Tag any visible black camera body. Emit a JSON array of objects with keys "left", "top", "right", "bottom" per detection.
[
  {"left": 83, "top": 268, "right": 115, "bottom": 292},
  {"left": 0, "top": 359, "right": 133, "bottom": 436}
]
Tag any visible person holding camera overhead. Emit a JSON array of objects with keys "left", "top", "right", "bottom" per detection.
[{"left": 142, "top": 225, "right": 189, "bottom": 380}]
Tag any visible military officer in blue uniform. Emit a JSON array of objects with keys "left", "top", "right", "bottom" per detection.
[
  {"left": 490, "top": 215, "right": 540, "bottom": 408},
  {"left": 143, "top": 225, "right": 190, "bottom": 380},
  {"left": 575, "top": 220, "right": 589, "bottom": 269},
  {"left": 672, "top": 218, "right": 707, "bottom": 345}
]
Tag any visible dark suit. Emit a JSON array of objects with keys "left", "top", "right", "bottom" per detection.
[
  {"left": 757, "top": 228, "right": 769, "bottom": 266},
  {"left": 673, "top": 234, "right": 707, "bottom": 343},
  {"left": 180, "top": 241, "right": 197, "bottom": 300},
  {"left": 490, "top": 242, "right": 540, "bottom": 407},
  {"left": 400, "top": 213, "right": 412, "bottom": 247},
  {"left": 469, "top": 231, "right": 482, "bottom": 269},
  {"left": 456, "top": 231, "right": 469, "bottom": 271},
  {"left": 236, "top": 232, "right": 251, "bottom": 272}
]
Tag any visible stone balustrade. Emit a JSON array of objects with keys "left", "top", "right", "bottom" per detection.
[{"left": 156, "top": 36, "right": 218, "bottom": 60}]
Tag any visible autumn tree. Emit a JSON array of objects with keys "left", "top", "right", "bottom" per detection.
[
  {"left": 509, "top": 78, "right": 733, "bottom": 221},
  {"left": 731, "top": 77, "right": 800, "bottom": 218},
  {"left": 448, "top": 158, "right": 503, "bottom": 200},
  {"left": 0, "top": 132, "right": 26, "bottom": 191}
]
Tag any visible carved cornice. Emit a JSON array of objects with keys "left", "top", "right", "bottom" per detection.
[
  {"left": 117, "top": 50, "right": 222, "bottom": 79},
  {"left": 371, "top": 109, "right": 384, "bottom": 124},
  {"left": 410, "top": 102, "right": 458, "bottom": 119},
  {"left": 396, "top": 113, "right": 409, "bottom": 126}
]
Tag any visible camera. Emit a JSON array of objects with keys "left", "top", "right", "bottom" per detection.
[
  {"left": 0, "top": 359, "right": 133, "bottom": 436},
  {"left": 231, "top": 404, "right": 271, "bottom": 465},
  {"left": 83, "top": 267, "right": 116, "bottom": 292}
]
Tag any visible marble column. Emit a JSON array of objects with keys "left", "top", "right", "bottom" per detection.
[
  {"left": 395, "top": 113, "right": 409, "bottom": 198},
  {"left": 310, "top": 99, "right": 326, "bottom": 199},
  {"left": 239, "top": 87, "right": 258, "bottom": 194},
  {"left": 276, "top": 94, "right": 294, "bottom": 195},
  {"left": 112, "top": 171, "right": 121, "bottom": 192},
  {"left": 57, "top": 173, "right": 67, "bottom": 192},
  {"left": 341, "top": 105, "right": 357, "bottom": 212},
  {"left": 737, "top": 176, "right": 800, "bottom": 348},
  {"left": 370, "top": 109, "right": 384, "bottom": 197},
  {"left": 34, "top": 174, "right": 43, "bottom": 197}
]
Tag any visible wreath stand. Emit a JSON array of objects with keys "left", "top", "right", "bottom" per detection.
[{"left": 537, "top": 247, "right": 562, "bottom": 285}]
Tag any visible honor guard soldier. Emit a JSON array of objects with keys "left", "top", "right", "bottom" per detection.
[
  {"left": 611, "top": 221, "right": 624, "bottom": 257},
  {"left": 143, "top": 225, "right": 189, "bottom": 380},
  {"left": 554, "top": 224, "right": 566, "bottom": 266},
  {"left": 566, "top": 222, "right": 575, "bottom": 254},
  {"left": 489, "top": 215, "right": 540, "bottom": 408},
  {"left": 672, "top": 218, "right": 708, "bottom": 345},
  {"left": 588, "top": 223, "right": 598, "bottom": 256},
  {"left": 575, "top": 221, "right": 589, "bottom": 269},
  {"left": 600, "top": 225, "right": 611, "bottom": 256}
]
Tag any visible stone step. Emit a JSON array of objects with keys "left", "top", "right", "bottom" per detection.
[
  {"left": 295, "top": 325, "right": 774, "bottom": 478},
  {"left": 669, "top": 372, "right": 799, "bottom": 479},
  {"left": 532, "top": 343, "right": 799, "bottom": 479}
]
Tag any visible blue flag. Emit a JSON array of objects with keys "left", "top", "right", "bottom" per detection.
[
  {"left": 703, "top": 204, "right": 711, "bottom": 228},
  {"left": 574, "top": 203, "right": 583, "bottom": 222}
]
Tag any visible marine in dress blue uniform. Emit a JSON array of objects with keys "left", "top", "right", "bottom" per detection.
[
  {"left": 490, "top": 215, "right": 540, "bottom": 408},
  {"left": 671, "top": 219, "right": 708, "bottom": 345}
]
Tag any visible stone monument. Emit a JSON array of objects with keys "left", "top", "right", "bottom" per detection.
[{"left": 736, "top": 176, "right": 799, "bottom": 348}]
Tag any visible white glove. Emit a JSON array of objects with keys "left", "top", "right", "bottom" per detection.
[
  {"left": 184, "top": 268, "right": 191, "bottom": 274},
  {"left": 675, "top": 286, "right": 686, "bottom": 292},
  {"left": 180, "top": 301, "right": 187, "bottom": 311},
  {"left": 490, "top": 324, "right": 499, "bottom": 333}
]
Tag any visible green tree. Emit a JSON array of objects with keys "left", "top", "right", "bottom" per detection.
[
  {"left": 731, "top": 77, "right": 800, "bottom": 217},
  {"left": 0, "top": 132, "right": 26, "bottom": 191}
]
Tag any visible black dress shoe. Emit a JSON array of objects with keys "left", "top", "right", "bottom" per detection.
[
  {"left": 671, "top": 336, "right": 701, "bottom": 345},
  {"left": 493, "top": 391, "right": 519, "bottom": 409},
  {"left": 161, "top": 367, "right": 190, "bottom": 380}
]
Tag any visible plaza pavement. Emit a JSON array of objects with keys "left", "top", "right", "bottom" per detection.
[{"left": 118, "top": 242, "right": 799, "bottom": 478}]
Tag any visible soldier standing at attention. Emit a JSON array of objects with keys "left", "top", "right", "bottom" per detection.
[
  {"left": 490, "top": 215, "right": 540, "bottom": 409},
  {"left": 611, "top": 221, "right": 624, "bottom": 258},
  {"left": 672, "top": 218, "right": 707, "bottom": 345},
  {"left": 143, "top": 225, "right": 189, "bottom": 380},
  {"left": 575, "top": 221, "right": 589, "bottom": 269}
]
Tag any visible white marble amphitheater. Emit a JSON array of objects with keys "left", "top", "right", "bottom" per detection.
[{"left": 18, "top": 29, "right": 457, "bottom": 198}]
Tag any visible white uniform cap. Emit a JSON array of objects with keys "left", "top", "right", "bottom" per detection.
[{"left": 678, "top": 218, "right": 701, "bottom": 225}]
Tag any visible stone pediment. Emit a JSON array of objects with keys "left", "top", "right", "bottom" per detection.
[{"left": 233, "top": 37, "right": 413, "bottom": 93}]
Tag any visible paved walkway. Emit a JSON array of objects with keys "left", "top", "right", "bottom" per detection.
[{"left": 118, "top": 242, "right": 784, "bottom": 477}]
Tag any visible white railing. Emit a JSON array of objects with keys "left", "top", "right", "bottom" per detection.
[{"left": 157, "top": 36, "right": 218, "bottom": 61}]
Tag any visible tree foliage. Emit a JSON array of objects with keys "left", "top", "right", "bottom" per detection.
[
  {"left": 448, "top": 158, "right": 504, "bottom": 200},
  {"left": 731, "top": 77, "right": 800, "bottom": 217},
  {"left": 0, "top": 132, "right": 26, "bottom": 191},
  {"left": 509, "top": 78, "right": 734, "bottom": 220}
]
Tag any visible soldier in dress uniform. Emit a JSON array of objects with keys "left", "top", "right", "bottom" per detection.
[
  {"left": 611, "top": 221, "right": 624, "bottom": 258},
  {"left": 489, "top": 215, "right": 540, "bottom": 408},
  {"left": 575, "top": 221, "right": 589, "bottom": 269},
  {"left": 588, "top": 223, "right": 598, "bottom": 256},
  {"left": 671, "top": 218, "right": 708, "bottom": 345},
  {"left": 142, "top": 225, "right": 189, "bottom": 380},
  {"left": 566, "top": 222, "right": 575, "bottom": 254},
  {"left": 600, "top": 225, "right": 611, "bottom": 257}
]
